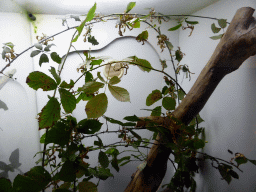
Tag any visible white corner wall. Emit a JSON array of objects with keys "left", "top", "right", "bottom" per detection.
[
  {"left": 179, "top": 0, "right": 256, "bottom": 191},
  {"left": 0, "top": 12, "right": 40, "bottom": 180},
  {"left": 0, "top": 9, "right": 180, "bottom": 191}
]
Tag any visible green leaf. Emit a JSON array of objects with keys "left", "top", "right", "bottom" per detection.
[
  {"left": 85, "top": 72, "right": 93, "bottom": 82},
  {"left": 111, "top": 157, "right": 119, "bottom": 172},
  {"left": 85, "top": 93, "right": 108, "bottom": 118},
  {"left": 136, "top": 30, "right": 148, "bottom": 44},
  {"left": 127, "top": 128, "right": 141, "bottom": 140},
  {"left": 72, "top": 23, "right": 85, "bottom": 43},
  {"left": 51, "top": 52, "right": 62, "bottom": 64},
  {"left": 72, "top": 3, "right": 96, "bottom": 43},
  {"left": 12, "top": 166, "right": 51, "bottom": 191},
  {"left": 109, "top": 76, "right": 121, "bottom": 85},
  {"left": 76, "top": 93, "right": 93, "bottom": 103},
  {"left": 39, "top": 53, "right": 49, "bottom": 67},
  {"left": 123, "top": 115, "right": 140, "bottom": 121},
  {"left": 40, "top": 133, "right": 46, "bottom": 143},
  {"left": 77, "top": 119, "right": 103, "bottom": 134},
  {"left": 85, "top": 3, "right": 97, "bottom": 22},
  {"left": 30, "top": 50, "right": 41, "bottom": 57},
  {"left": 38, "top": 97, "right": 60, "bottom": 129},
  {"left": 91, "top": 59, "right": 103, "bottom": 66},
  {"left": 24, "top": 166, "right": 51, "bottom": 190},
  {"left": 165, "top": 41, "right": 173, "bottom": 50},
  {"left": 94, "top": 136, "right": 103, "bottom": 147},
  {"left": 59, "top": 80, "right": 74, "bottom": 89},
  {"left": 168, "top": 23, "right": 182, "bottom": 31},
  {"left": 44, "top": 44, "right": 55, "bottom": 52},
  {"left": 211, "top": 23, "right": 221, "bottom": 33},
  {"left": 193, "top": 138, "right": 205, "bottom": 149},
  {"left": 59, "top": 88, "right": 76, "bottom": 113},
  {"left": 135, "top": 58, "right": 153, "bottom": 72},
  {"left": 108, "top": 84, "right": 130, "bottom": 102},
  {"left": 235, "top": 156, "right": 248, "bottom": 166},
  {"left": 97, "top": 72, "right": 106, "bottom": 83},
  {"left": 151, "top": 106, "right": 161, "bottom": 116},
  {"left": 78, "top": 181, "right": 97, "bottom": 192},
  {"left": 0, "top": 178, "right": 12, "bottom": 192},
  {"left": 26, "top": 71, "right": 57, "bottom": 91},
  {"left": 13, "top": 174, "right": 41, "bottom": 192},
  {"left": 125, "top": 2, "right": 136, "bottom": 13},
  {"left": 81, "top": 81, "right": 105, "bottom": 94},
  {"left": 34, "top": 43, "right": 43, "bottom": 50},
  {"left": 162, "top": 97, "right": 176, "bottom": 110},
  {"left": 49, "top": 66, "right": 61, "bottom": 85},
  {"left": 58, "top": 160, "right": 76, "bottom": 182},
  {"left": 210, "top": 34, "right": 224, "bottom": 40},
  {"left": 3, "top": 42, "right": 14, "bottom": 49},
  {"left": 105, "top": 148, "right": 119, "bottom": 157},
  {"left": 45, "top": 120, "right": 72, "bottom": 146},
  {"left": 88, "top": 36, "right": 99, "bottom": 46},
  {"left": 97, "top": 167, "right": 113, "bottom": 180},
  {"left": 178, "top": 89, "right": 186, "bottom": 100},
  {"left": 146, "top": 90, "right": 162, "bottom": 106},
  {"left": 189, "top": 114, "right": 204, "bottom": 126},
  {"left": 175, "top": 49, "right": 183, "bottom": 62},
  {"left": 133, "top": 19, "right": 140, "bottom": 28},
  {"left": 99, "top": 151, "right": 109, "bottom": 168},
  {"left": 218, "top": 19, "right": 227, "bottom": 28},
  {"left": 103, "top": 116, "right": 124, "bottom": 126},
  {"left": 185, "top": 20, "right": 199, "bottom": 25}
]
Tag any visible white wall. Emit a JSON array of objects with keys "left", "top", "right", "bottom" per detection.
[{"left": 179, "top": 0, "right": 256, "bottom": 191}]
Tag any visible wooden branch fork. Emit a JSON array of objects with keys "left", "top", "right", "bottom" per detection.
[{"left": 124, "top": 7, "right": 256, "bottom": 192}]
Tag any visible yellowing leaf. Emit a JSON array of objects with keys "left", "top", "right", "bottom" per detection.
[
  {"left": 210, "top": 34, "right": 224, "bottom": 40},
  {"left": 109, "top": 76, "right": 120, "bottom": 85},
  {"left": 82, "top": 81, "right": 105, "bottom": 94},
  {"left": 85, "top": 93, "right": 108, "bottom": 118},
  {"left": 146, "top": 90, "right": 162, "bottom": 106},
  {"left": 108, "top": 85, "right": 130, "bottom": 102},
  {"left": 26, "top": 71, "right": 57, "bottom": 91}
]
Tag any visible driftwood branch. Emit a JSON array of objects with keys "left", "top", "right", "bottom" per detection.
[{"left": 124, "top": 7, "right": 256, "bottom": 192}]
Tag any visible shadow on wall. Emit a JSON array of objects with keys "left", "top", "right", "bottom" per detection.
[{"left": 0, "top": 148, "right": 23, "bottom": 179}]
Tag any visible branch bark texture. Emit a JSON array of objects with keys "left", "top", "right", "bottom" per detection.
[{"left": 124, "top": 7, "right": 256, "bottom": 192}]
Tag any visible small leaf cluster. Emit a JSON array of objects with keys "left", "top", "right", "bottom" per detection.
[
  {"left": 210, "top": 19, "right": 228, "bottom": 40},
  {"left": 30, "top": 42, "right": 62, "bottom": 66},
  {"left": 168, "top": 18, "right": 199, "bottom": 37},
  {"left": 2, "top": 42, "right": 17, "bottom": 62}
]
